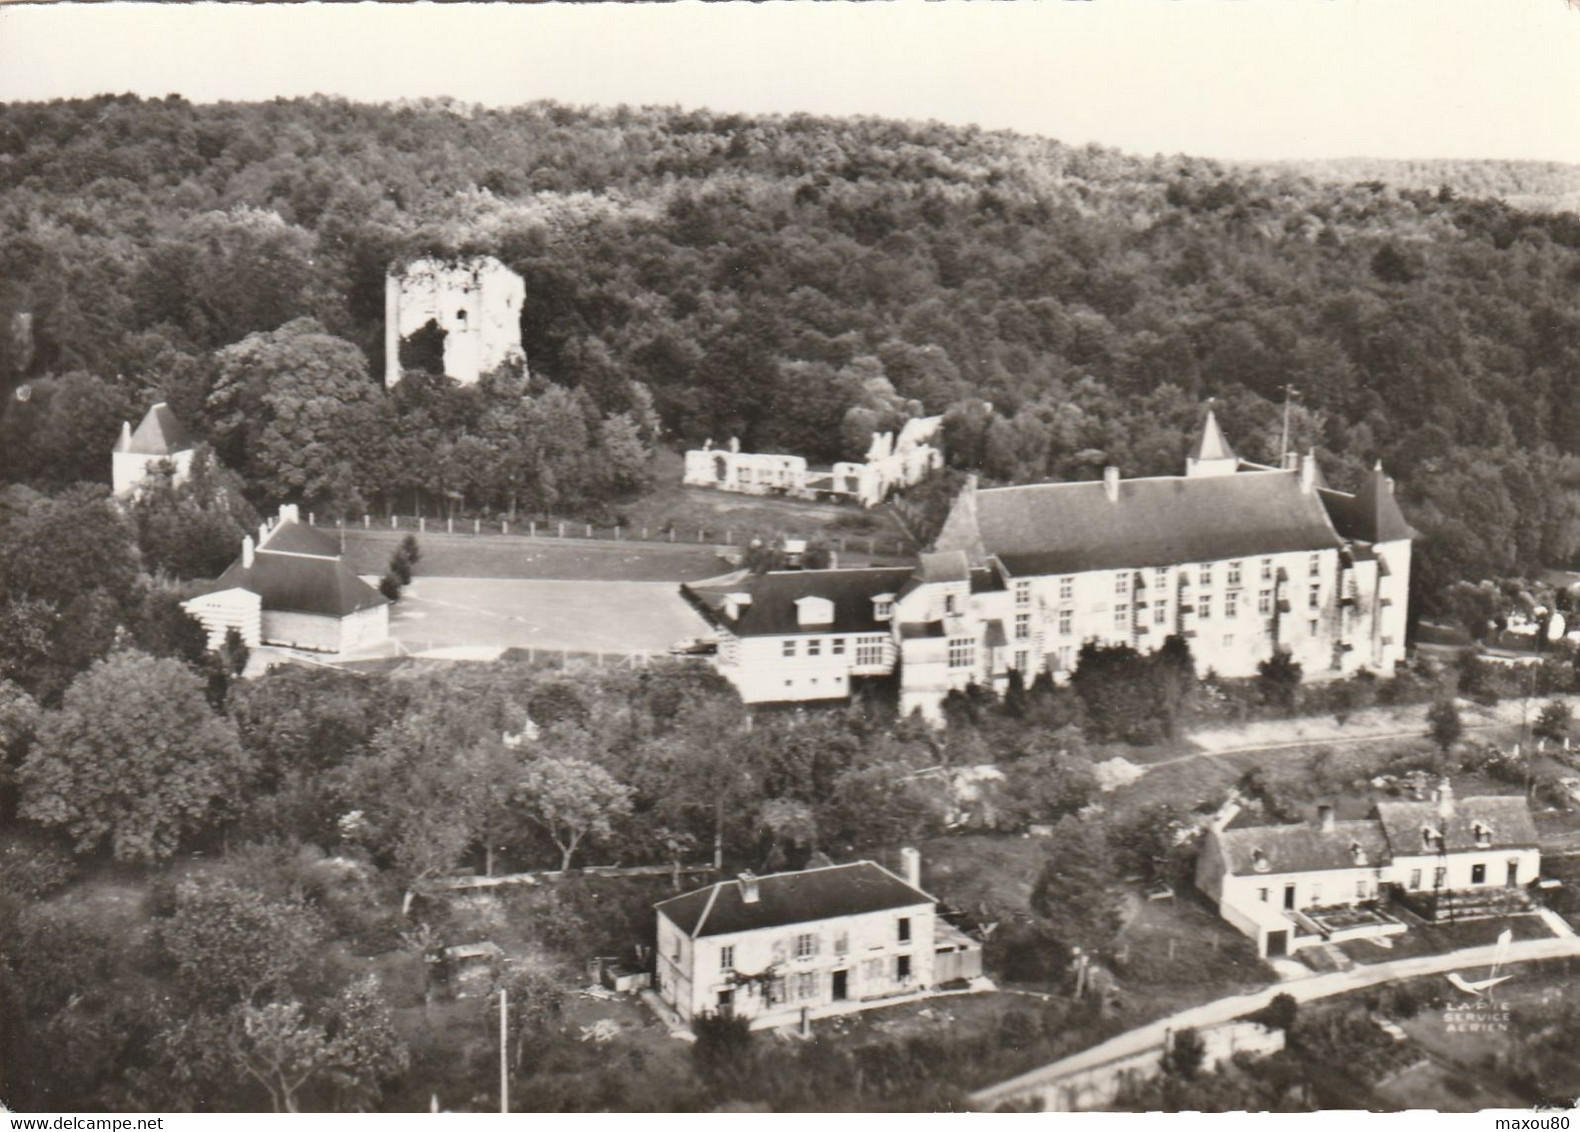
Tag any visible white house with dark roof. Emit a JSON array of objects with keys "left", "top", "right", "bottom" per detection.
[
  {"left": 1197, "top": 781, "right": 1541, "bottom": 958},
  {"left": 653, "top": 850, "right": 982, "bottom": 1029},
  {"left": 685, "top": 410, "right": 1415, "bottom": 721},
  {"left": 183, "top": 505, "right": 389, "bottom": 654},
  {"left": 932, "top": 409, "right": 1415, "bottom": 686},
  {"left": 112, "top": 402, "right": 196, "bottom": 498}
]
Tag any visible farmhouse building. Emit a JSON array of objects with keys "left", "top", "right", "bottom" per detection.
[
  {"left": 685, "top": 411, "right": 1415, "bottom": 721},
  {"left": 183, "top": 505, "right": 390, "bottom": 654},
  {"left": 112, "top": 402, "right": 196, "bottom": 498},
  {"left": 653, "top": 850, "right": 982, "bottom": 1029},
  {"left": 384, "top": 256, "right": 526, "bottom": 387},
  {"left": 1196, "top": 782, "right": 1541, "bottom": 958}
]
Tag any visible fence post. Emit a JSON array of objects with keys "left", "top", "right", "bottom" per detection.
[
  {"left": 616, "top": 526, "right": 621, "bottom": 541},
  {"left": 503, "top": 520, "right": 509, "bottom": 536},
  {"left": 474, "top": 518, "right": 480, "bottom": 535},
  {"left": 364, "top": 514, "right": 370, "bottom": 529},
  {"left": 419, "top": 517, "right": 426, "bottom": 533},
  {"left": 586, "top": 523, "right": 592, "bottom": 539},
  {"left": 309, "top": 511, "right": 315, "bottom": 526},
  {"left": 559, "top": 522, "right": 565, "bottom": 539},
  {"left": 391, "top": 515, "right": 398, "bottom": 529},
  {"left": 447, "top": 517, "right": 453, "bottom": 535},
  {"left": 529, "top": 520, "right": 536, "bottom": 538}
]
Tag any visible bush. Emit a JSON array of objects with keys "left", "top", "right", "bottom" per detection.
[{"left": 0, "top": 837, "right": 77, "bottom": 898}]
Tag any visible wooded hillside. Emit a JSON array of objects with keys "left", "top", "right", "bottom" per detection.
[{"left": 3, "top": 94, "right": 1580, "bottom": 605}]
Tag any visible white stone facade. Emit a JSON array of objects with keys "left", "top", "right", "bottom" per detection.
[
  {"left": 682, "top": 416, "right": 942, "bottom": 509},
  {"left": 384, "top": 256, "right": 526, "bottom": 387}
]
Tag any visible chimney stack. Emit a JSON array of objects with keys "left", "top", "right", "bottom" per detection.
[
  {"left": 900, "top": 846, "right": 921, "bottom": 890},
  {"left": 738, "top": 871, "right": 760, "bottom": 904},
  {"left": 1103, "top": 465, "right": 1120, "bottom": 503},
  {"left": 1436, "top": 778, "right": 1456, "bottom": 819},
  {"left": 1299, "top": 450, "right": 1316, "bottom": 494},
  {"left": 1282, "top": 451, "right": 1299, "bottom": 471},
  {"left": 241, "top": 534, "right": 255, "bottom": 569},
  {"left": 1316, "top": 804, "right": 1335, "bottom": 833}
]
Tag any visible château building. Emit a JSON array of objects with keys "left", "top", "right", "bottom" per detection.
[{"left": 684, "top": 411, "right": 1415, "bottom": 721}]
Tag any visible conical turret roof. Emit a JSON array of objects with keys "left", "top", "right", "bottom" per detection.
[{"left": 1191, "top": 408, "right": 1237, "bottom": 463}]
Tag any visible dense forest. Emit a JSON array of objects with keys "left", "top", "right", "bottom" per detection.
[{"left": 4, "top": 94, "right": 1580, "bottom": 605}]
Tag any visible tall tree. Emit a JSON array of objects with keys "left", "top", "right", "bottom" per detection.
[
  {"left": 207, "top": 317, "right": 382, "bottom": 513},
  {"left": 517, "top": 754, "right": 633, "bottom": 871},
  {"left": 19, "top": 650, "right": 249, "bottom": 862}
]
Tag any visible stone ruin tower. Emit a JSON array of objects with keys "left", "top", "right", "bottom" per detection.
[{"left": 384, "top": 255, "right": 527, "bottom": 387}]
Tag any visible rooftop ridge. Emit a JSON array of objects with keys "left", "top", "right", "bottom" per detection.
[{"left": 977, "top": 466, "right": 1296, "bottom": 493}]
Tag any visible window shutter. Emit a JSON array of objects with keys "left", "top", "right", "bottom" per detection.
[{"left": 812, "top": 933, "right": 821, "bottom": 956}]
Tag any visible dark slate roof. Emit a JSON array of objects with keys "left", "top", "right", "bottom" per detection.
[
  {"left": 970, "top": 565, "right": 1005, "bottom": 594},
  {"left": 683, "top": 567, "right": 916, "bottom": 638},
  {"left": 208, "top": 550, "right": 388, "bottom": 618},
  {"left": 119, "top": 403, "right": 193, "bottom": 455},
  {"left": 655, "top": 862, "right": 933, "bottom": 938},
  {"left": 951, "top": 469, "right": 1344, "bottom": 577},
  {"left": 1374, "top": 796, "right": 1539, "bottom": 854},
  {"left": 1319, "top": 466, "right": 1417, "bottom": 546},
  {"left": 1217, "top": 819, "right": 1390, "bottom": 876},
  {"left": 258, "top": 519, "right": 342, "bottom": 558}
]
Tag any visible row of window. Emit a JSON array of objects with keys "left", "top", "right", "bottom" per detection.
[
  {"left": 1254, "top": 861, "right": 1517, "bottom": 907},
  {"left": 778, "top": 635, "right": 889, "bottom": 664},
  {"left": 1020, "top": 587, "right": 1322, "bottom": 638},
  {"left": 1022, "top": 555, "right": 1328, "bottom": 607},
  {"left": 761, "top": 955, "right": 915, "bottom": 1003},
  {"left": 719, "top": 919, "right": 913, "bottom": 972}
]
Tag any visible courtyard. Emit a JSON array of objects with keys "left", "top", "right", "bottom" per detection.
[{"left": 387, "top": 577, "right": 714, "bottom": 658}]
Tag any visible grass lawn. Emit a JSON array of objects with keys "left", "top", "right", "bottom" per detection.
[
  {"left": 1109, "top": 889, "right": 1276, "bottom": 1009},
  {"left": 387, "top": 577, "right": 712, "bottom": 656},
  {"left": 615, "top": 449, "right": 914, "bottom": 551},
  {"left": 1382, "top": 956, "right": 1580, "bottom": 1110},
  {"left": 339, "top": 528, "right": 732, "bottom": 583}
]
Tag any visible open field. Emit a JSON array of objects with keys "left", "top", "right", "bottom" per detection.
[
  {"left": 339, "top": 528, "right": 735, "bottom": 583},
  {"left": 388, "top": 577, "right": 712, "bottom": 657}
]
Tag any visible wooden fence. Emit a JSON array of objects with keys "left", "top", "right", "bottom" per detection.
[{"left": 305, "top": 511, "right": 912, "bottom": 558}]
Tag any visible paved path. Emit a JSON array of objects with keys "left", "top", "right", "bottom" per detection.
[{"left": 969, "top": 933, "right": 1580, "bottom": 1109}]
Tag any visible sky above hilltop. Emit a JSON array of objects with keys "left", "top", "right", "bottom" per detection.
[{"left": 1, "top": 0, "right": 1577, "bottom": 164}]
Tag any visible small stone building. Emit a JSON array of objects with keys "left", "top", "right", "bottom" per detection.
[
  {"left": 112, "top": 402, "right": 195, "bottom": 498},
  {"left": 184, "top": 505, "right": 390, "bottom": 654}
]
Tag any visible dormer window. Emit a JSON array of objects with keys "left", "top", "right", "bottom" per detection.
[
  {"left": 1421, "top": 826, "right": 1443, "bottom": 852},
  {"left": 1472, "top": 822, "right": 1492, "bottom": 847},
  {"left": 1251, "top": 848, "right": 1270, "bottom": 873},
  {"left": 1349, "top": 841, "right": 1367, "bottom": 867},
  {"left": 795, "top": 596, "right": 835, "bottom": 627},
  {"left": 872, "top": 594, "right": 895, "bottom": 622}
]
